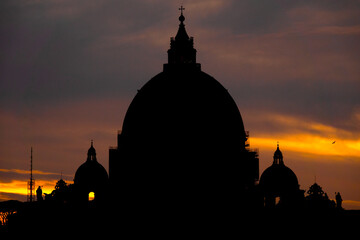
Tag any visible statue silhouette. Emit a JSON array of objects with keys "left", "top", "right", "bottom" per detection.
[
  {"left": 335, "top": 192, "right": 343, "bottom": 209},
  {"left": 36, "top": 186, "right": 43, "bottom": 201}
]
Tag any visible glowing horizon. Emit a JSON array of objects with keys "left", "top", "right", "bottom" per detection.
[{"left": 0, "top": 179, "right": 74, "bottom": 196}]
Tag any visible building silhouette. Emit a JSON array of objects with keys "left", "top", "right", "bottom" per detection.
[{"left": 109, "top": 9, "right": 259, "bottom": 215}]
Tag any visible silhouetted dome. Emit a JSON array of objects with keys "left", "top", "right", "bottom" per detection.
[
  {"left": 110, "top": 10, "right": 256, "bottom": 211},
  {"left": 260, "top": 145, "right": 299, "bottom": 196},
  {"left": 74, "top": 141, "right": 108, "bottom": 191},
  {"left": 74, "top": 161, "right": 108, "bottom": 187},
  {"left": 121, "top": 68, "right": 246, "bottom": 159},
  {"left": 120, "top": 11, "right": 246, "bottom": 159},
  {"left": 260, "top": 164, "right": 299, "bottom": 195}
]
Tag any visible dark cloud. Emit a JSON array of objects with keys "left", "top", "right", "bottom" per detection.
[
  {"left": 201, "top": 0, "right": 360, "bottom": 34},
  {"left": 194, "top": 1, "right": 360, "bottom": 132},
  {"left": 0, "top": 171, "right": 28, "bottom": 184},
  {"left": 0, "top": 0, "right": 175, "bottom": 110},
  {"left": 235, "top": 77, "right": 360, "bottom": 132},
  {"left": 1, "top": 0, "right": 359, "bottom": 138},
  {"left": 204, "top": 1, "right": 296, "bottom": 34}
]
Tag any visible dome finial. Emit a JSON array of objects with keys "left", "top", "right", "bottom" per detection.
[
  {"left": 179, "top": 5, "right": 185, "bottom": 23},
  {"left": 87, "top": 140, "right": 97, "bottom": 162},
  {"left": 167, "top": 5, "right": 197, "bottom": 65}
]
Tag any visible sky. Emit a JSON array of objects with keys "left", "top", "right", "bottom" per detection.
[{"left": 0, "top": 0, "right": 359, "bottom": 209}]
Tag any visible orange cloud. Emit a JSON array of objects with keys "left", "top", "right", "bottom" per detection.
[
  {"left": 0, "top": 168, "right": 72, "bottom": 177},
  {"left": 252, "top": 135, "right": 360, "bottom": 159},
  {"left": 247, "top": 112, "right": 360, "bottom": 160},
  {"left": 0, "top": 180, "right": 28, "bottom": 196}
]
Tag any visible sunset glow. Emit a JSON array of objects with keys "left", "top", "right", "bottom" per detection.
[
  {"left": 246, "top": 112, "right": 360, "bottom": 158},
  {"left": 0, "top": 179, "right": 70, "bottom": 198},
  {"left": 0, "top": 168, "right": 73, "bottom": 201}
]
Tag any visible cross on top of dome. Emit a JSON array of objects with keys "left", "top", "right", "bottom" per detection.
[
  {"left": 179, "top": 5, "right": 185, "bottom": 14},
  {"left": 179, "top": 5, "right": 185, "bottom": 23}
]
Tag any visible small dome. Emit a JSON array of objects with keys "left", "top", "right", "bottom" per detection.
[
  {"left": 260, "top": 144, "right": 299, "bottom": 196},
  {"left": 74, "top": 142, "right": 108, "bottom": 192},
  {"left": 260, "top": 164, "right": 299, "bottom": 196},
  {"left": 74, "top": 161, "right": 108, "bottom": 189}
]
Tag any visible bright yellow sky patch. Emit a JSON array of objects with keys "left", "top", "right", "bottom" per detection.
[
  {"left": 251, "top": 135, "right": 360, "bottom": 159},
  {"left": 0, "top": 179, "right": 71, "bottom": 197},
  {"left": 247, "top": 112, "right": 360, "bottom": 159}
]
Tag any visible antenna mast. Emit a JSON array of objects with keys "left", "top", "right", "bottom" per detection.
[{"left": 27, "top": 147, "right": 35, "bottom": 202}]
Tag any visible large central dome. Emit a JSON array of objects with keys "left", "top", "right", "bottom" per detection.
[
  {"left": 121, "top": 12, "right": 246, "bottom": 160},
  {"left": 121, "top": 67, "right": 246, "bottom": 158},
  {"left": 109, "top": 10, "right": 258, "bottom": 212}
]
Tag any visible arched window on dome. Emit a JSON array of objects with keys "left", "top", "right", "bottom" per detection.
[
  {"left": 275, "top": 196, "right": 281, "bottom": 205},
  {"left": 88, "top": 192, "right": 95, "bottom": 201}
]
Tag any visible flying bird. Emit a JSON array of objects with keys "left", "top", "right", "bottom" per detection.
[{"left": 332, "top": 141, "right": 336, "bottom": 144}]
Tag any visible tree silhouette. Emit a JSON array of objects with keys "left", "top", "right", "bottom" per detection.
[
  {"left": 55, "top": 179, "right": 67, "bottom": 191},
  {"left": 44, "top": 179, "right": 72, "bottom": 203}
]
